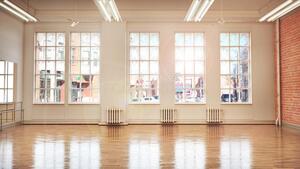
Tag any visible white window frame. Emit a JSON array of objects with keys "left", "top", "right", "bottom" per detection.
[
  {"left": 0, "top": 61, "right": 14, "bottom": 104},
  {"left": 220, "top": 32, "right": 252, "bottom": 104},
  {"left": 69, "top": 32, "right": 101, "bottom": 104},
  {"left": 174, "top": 32, "right": 206, "bottom": 104},
  {"left": 128, "top": 32, "right": 160, "bottom": 104},
  {"left": 33, "top": 32, "right": 66, "bottom": 104}
]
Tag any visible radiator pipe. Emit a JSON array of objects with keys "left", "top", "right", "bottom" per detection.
[{"left": 275, "top": 19, "right": 282, "bottom": 126}]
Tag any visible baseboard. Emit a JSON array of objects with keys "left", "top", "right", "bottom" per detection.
[
  {"left": 282, "top": 122, "right": 300, "bottom": 130},
  {"left": 23, "top": 119, "right": 99, "bottom": 125}
]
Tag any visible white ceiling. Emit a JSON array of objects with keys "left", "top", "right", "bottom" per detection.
[{"left": 26, "top": 0, "right": 276, "bottom": 11}]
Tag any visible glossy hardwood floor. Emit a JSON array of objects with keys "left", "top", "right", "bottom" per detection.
[{"left": 1, "top": 125, "right": 300, "bottom": 169}]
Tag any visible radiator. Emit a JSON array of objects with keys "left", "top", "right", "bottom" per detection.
[
  {"left": 206, "top": 107, "right": 223, "bottom": 123},
  {"left": 106, "top": 108, "right": 123, "bottom": 124},
  {"left": 160, "top": 108, "right": 176, "bottom": 123}
]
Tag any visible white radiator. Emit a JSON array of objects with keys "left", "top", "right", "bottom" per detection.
[
  {"left": 160, "top": 108, "right": 176, "bottom": 123},
  {"left": 106, "top": 108, "right": 123, "bottom": 124},
  {"left": 206, "top": 107, "right": 223, "bottom": 123}
]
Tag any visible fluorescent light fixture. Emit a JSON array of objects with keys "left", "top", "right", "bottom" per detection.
[
  {"left": 185, "top": 0, "right": 215, "bottom": 22},
  {"left": 267, "top": 0, "right": 300, "bottom": 22},
  {"left": 259, "top": 0, "right": 300, "bottom": 22},
  {"left": 0, "top": 2, "right": 29, "bottom": 22},
  {"left": 3, "top": 0, "right": 37, "bottom": 22},
  {"left": 94, "top": 0, "right": 122, "bottom": 22},
  {"left": 184, "top": 0, "right": 200, "bottom": 21},
  {"left": 70, "top": 21, "right": 79, "bottom": 27}
]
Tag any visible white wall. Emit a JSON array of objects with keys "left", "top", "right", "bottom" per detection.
[
  {"left": 22, "top": 21, "right": 275, "bottom": 124},
  {"left": 0, "top": 11, "right": 23, "bottom": 113}
]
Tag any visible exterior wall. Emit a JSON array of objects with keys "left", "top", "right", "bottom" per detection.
[
  {"left": 22, "top": 21, "right": 275, "bottom": 124},
  {"left": 0, "top": 11, "right": 24, "bottom": 121},
  {"left": 279, "top": 9, "right": 300, "bottom": 126}
]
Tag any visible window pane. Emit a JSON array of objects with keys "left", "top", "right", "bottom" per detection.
[
  {"left": 140, "top": 47, "right": 149, "bottom": 60},
  {"left": 56, "top": 47, "right": 65, "bottom": 60},
  {"left": 0, "top": 61, "right": 4, "bottom": 74},
  {"left": 70, "top": 61, "right": 80, "bottom": 74},
  {"left": 37, "top": 33, "right": 46, "bottom": 46},
  {"left": 91, "top": 75, "right": 100, "bottom": 89},
  {"left": 220, "top": 47, "right": 229, "bottom": 60},
  {"left": 130, "top": 33, "right": 139, "bottom": 46},
  {"left": 239, "top": 61, "right": 248, "bottom": 76},
  {"left": 54, "top": 89, "right": 63, "bottom": 102},
  {"left": 130, "top": 61, "right": 139, "bottom": 74},
  {"left": 230, "top": 33, "right": 239, "bottom": 46},
  {"left": 240, "top": 89, "right": 249, "bottom": 102},
  {"left": 195, "top": 61, "right": 204, "bottom": 75},
  {"left": 150, "top": 47, "right": 159, "bottom": 60},
  {"left": 0, "top": 89, "right": 4, "bottom": 102},
  {"left": 221, "top": 61, "right": 229, "bottom": 74},
  {"left": 184, "top": 76, "right": 194, "bottom": 88},
  {"left": 71, "top": 75, "right": 81, "bottom": 88},
  {"left": 221, "top": 75, "right": 230, "bottom": 89},
  {"left": 46, "top": 47, "right": 55, "bottom": 60},
  {"left": 194, "top": 33, "right": 203, "bottom": 46},
  {"left": 175, "top": 33, "right": 184, "bottom": 46},
  {"left": 56, "top": 76, "right": 64, "bottom": 88},
  {"left": 46, "top": 33, "right": 55, "bottom": 46},
  {"left": 56, "top": 33, "right": 65, "bottom": 46},
  {"left": 91, "top": 47, "right": 100, "bottom": 60},
  {"left": 220, "top": 33, "right": 229, "bottom": 46},
  {"left": 71, "top": 33, "right": 80, "bottom": 46},
  {"left": 230, "top": 89, "right": 239, "bottom": 102},
  {"left": 7, "top": 62, "right": 14, "bottom": 74},
  {"left": 46, "top": 61, "right": 55, "bottom": 74},
  {"left": 230, "top": 47, "right": 239, "bottom": 60},
  {"left": 81, "top": 47, "right": 90, "bottom": 60},
  {"left": 240, "top": 75, "right": 249, "bottom": 88},
  {"left": 150, "top": 33, "right": 159, "bottom": 46},
  {"left": 56, "top": 61, "right": 64, "bottom": 74},
  {"left": 175, "top": 47, "right": 184, "bottom": 60},
  {"left": 240, "top": 33, "right": 249, "bottom": 46},
  {"left": 0, "top": 76, "right": 4, "bottom": 88},
  {"left": 81, "top": 33, "right": 91, "bottom": 46},
  {"left": 91, "top": 33, "right": 100, "bottom": 46},
  {"left": 81, "top": 61, "right": 90, "bottom": 74},
  {"left": 240, "top": 47, "right": 249, "bottom": 61},
  {"left": 185, "top": 61, "right": 194, "bottom": 74},
  {"left": 71, "top": 89, "right": 81, "bottom": 102},
  {"left": 36, "top": 47, "right": 45, "bottom": 60},
  {"left": 7, "top": 75, "right": 13, "bottom": 88},
  {"left": 175, "top": 61, "right": 184, "bottom": 75},
  {"left": 91, "top": 61, "right": 99, "bottom": 74},
  {"left": 130, "top": 47, "right": 139, "bottom": 60},
  {"left": 230, "top": 76, "right": 239, "bottom": 88},
  {"left": 195, "top": 47, "right": 204, "bottom": 60},
  {"left": 130, "top": 75, "right": 139, "bottom": 86},
  {"left": 185, "top": 33, "right": 194, "bottom": 46},
  {"left": 47, "top": 75, "right": 56, "bottom": 88},
  {"left": 195, "top": 76, "right": 205, "bottom": 89},
  {"left": 150, "top": 61, "right": 158, "bottom": 74},
  {"left": 230, "top": 61, "right": 238, "bottom": 75},
  {"left": 140, "top": 33, "right": 149, "bottom": 46},
  {"left": 140, "top": 61, "right": 149, "bottom": 74},
  {"left": 71, "top": 47, "right": 80, "bottom": 60},
  {"left": 185, "top": 47, "right": 193, "bottom": 60},
  {"left": 221, "top": 89, "right": 230, "bottom": 102}
]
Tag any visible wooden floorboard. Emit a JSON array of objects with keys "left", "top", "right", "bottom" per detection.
[{"left": 0, "top": 125, "right": 300, "bottom": 169}]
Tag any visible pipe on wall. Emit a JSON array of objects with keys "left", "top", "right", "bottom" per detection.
[{"left": 275, "top": 19, "right": 281, "bottom": 126}]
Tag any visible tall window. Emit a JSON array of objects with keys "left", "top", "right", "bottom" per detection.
[
  {"left": 129, "top": 32, "right": 159, "bottom": 104},
  {"left": 70, "top": 33, "right": 100, "bottom": 103},
  {"left": 220, "top": 33, "right": 251, "bottom": 103},
  {"left": 34, "top": 33, "right": 65, "bottom": 103},
  {"left": 0, "top": 61, "right": 14, "bottom": 103},
  {"left": 175, "top": 33, "right": 205, "bottom": 103}
]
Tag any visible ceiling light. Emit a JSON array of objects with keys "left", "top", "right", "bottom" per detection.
[
  {"left": 185, "top": 0, "right": 215, "bottom": 22},
  {"left": 267, "top": 0, "right": 300, "bottom": 22},
  {"left": 259, "top": 0, "right": 299, "bottom": 22},
  {"left": 93, "top": 0, "right": 122, "bottom": 22},
  {"left": 0, "top": 2, "right": 29, "bottom": 22},
  {"left": 3, "top": 0, "right": 37, "bottom": 22}
]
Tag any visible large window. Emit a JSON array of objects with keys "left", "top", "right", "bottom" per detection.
[
  {"left": 70, "top": 32, "right": 100, "bottom": 103},
  {"left": 34, "top": 33, "right": 65, "bottom": 103},
  {"left": 129, "top": 32, "right": 159, "bottom": 104},
  {"left": 0, "top": 61, "right": 14, "bottom": 103},
  {"left": 175, "top": 33, "right": 205, "bottom": 103},
  {"left": 220, "top": 33, "right": 251, "bottom": 103}
]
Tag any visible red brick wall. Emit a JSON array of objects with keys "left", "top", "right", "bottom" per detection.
[{"left": 279, "top": 9, "right": 300, "bottom": 126}]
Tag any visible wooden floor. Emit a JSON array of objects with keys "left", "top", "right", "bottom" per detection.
[{"left": 1, "top": 125, "right": 300, "bottom": 169}]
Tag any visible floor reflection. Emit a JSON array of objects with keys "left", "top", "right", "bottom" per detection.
[
  {"left": 70, "top": 138, "right": 100, "bottom": 169},
  {"left": 129, "top": 139, "right": 160, "bottom": 169},
  {"left": 175, "top": 139, "right": 206, "bottom": 169},
  {"left": 220, "top": 139, "right": 251, "bottom": 169},
  {"left": 0, "top": 139, "right": 13, "bottom": 169}
]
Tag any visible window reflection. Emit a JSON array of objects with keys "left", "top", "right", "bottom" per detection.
[
  {"left": 70, "top": 138, "right": 100, "bottom": 169},
  {"left": 34, "top": 139, "right": 64, "bottom": 169},
  {"left": 220, "top": 139, "right": 251, "bottom": 169},
  {"left": 129, "top": 139, "right": 160, "bottom": 169},
  {"left": 175, "top": 139, "right": 206, "bottom": 169},
  {"left": 0, "top": 140, "right": 13, "bottom": 169}
]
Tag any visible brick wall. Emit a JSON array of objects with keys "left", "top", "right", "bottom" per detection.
[{"left": 278, "top": 9, "right": 300, "bottom": 126}]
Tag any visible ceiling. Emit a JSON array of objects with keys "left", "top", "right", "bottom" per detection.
[{"left": 26, "top": 0, "right": 275, "bottom": 11}]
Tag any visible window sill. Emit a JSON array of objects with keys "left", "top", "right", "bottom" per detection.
[
  {"left": 33, "top": 103, "right": 65, "bottom": 105},
  {"left": 175, "top": 103, "right": 206, "bottom": 105},
  {"left": 221, "top": 102, "right": 252, "bottom": 105},
  {"left": 68, "top": 103, "right": 100, "bottom": 105},
  {"left": 128, "top": 103, "right": 160, "bottom": 105}
]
